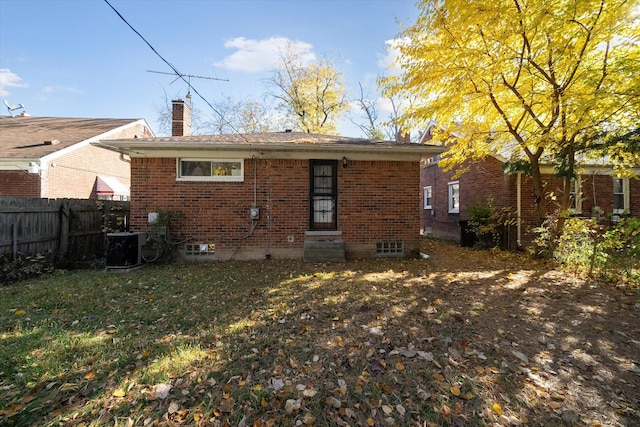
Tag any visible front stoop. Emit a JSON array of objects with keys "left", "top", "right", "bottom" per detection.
[{"left": 303, "top": 239, "right": 346, "bottom": 262}]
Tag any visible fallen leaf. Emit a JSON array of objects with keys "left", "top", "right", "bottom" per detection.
[
  {"left": 512, "top": 351, "right": 529, "bottom": 363},
  {"left": 113, "top": 389, "right": 126, "bottom": 398},
  {"left": 154, "top": 383, "right": 171, "bottom": 399},
  {"left": 285, "top": 399, "right": 301, "bottom": 414},
  {"left": 15, "top": 309, "right": 26, "bottom": 317},
  {"left": 20, "top": 396, "right": 35, "bottom": 404},
  {"left": 492, "top": 402, "right": 503, "bottom": 416},
  {"left": 396, "top": 404, "right": 406, "bottom": 416},
  {"left": 302, "top": 412, "right": 316, "bottom": 425},
  {"left": 395, "top": 362, "right": 405, "bottom": 371},
  {"left": 382, "top": 404, "right": 393, "bottom": 414},
  {"left": 326, "top": 396, "right": 341, "bottom": 408},
  {"left": 450, "top": 386, "right": 461, "bottom": 396},
  {"left": 442, "top": 404, "right": 451, "bottom": 420},
  {"left": 548, "top": 401, "right": 562, "bottom": 410},
  {"left": 84, "top": 371, "right": 96, "bottom": 380},
  {"left": 367, "top": 417, "right": 375, "bottom": 426},
  {"left": 167, "top": 401, "right": 179, "bottom": 414},
  {"left": 303, "top": 387, "right": 317, "bottom": 397}
]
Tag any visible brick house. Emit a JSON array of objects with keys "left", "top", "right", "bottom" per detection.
[
  {"left": 420, "top": 153, "right": 640, "bottom": 248},
  {"left": 99, "top": 100, "right": 444, "bottom": 261},
  {"left": 0, "top": 115, "right": 153, "bottom": 199}
]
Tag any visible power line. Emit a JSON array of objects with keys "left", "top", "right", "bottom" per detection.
[{"left": 103, "top": 0, "right": 247, "bottom": 140}]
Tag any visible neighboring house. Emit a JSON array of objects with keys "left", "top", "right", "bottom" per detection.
[
  {"left": 0, "top": 114, "right": 154, "bottom": 199},
  {"left": 98, "top": 100, "right": 444, "bottom": 261},
  {"left": 420, "top": 152, "right": 640, "bottom": 248}
]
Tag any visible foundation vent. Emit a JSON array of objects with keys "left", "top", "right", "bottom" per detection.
[{"left": 376, "top": 241, "right": 404, "bottom": 256}]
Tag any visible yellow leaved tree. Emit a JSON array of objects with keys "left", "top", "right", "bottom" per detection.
[
  {"left": 381, "top": 0, "right": 640, "bottom": 219},
  {"left": 269, "top": 46, "right": 348, "bottom": 135}
]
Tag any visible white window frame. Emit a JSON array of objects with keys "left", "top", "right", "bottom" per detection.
[
  {"left": 448, "top": 181, "right": 460, "bottom": 213},
  {"left": 423, "top": 186, "right": 433, "bottom": 209},
  {"left": 613, "top": 177, "right": 630, "bottom": 214},
  {"left": 568, "top": 176, "right": 582, "bottom": 214},
  {"left": 176, "top": 158, "right": 244, "bottom": 182}
]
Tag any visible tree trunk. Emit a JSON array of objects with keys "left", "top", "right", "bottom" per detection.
[{"left": 528, "top": 151, "right": 547, "bottom": 220}]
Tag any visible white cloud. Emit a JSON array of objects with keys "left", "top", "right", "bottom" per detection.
[
  {"left": 41, "top": 85, "right": 83, "bottom": 95},
  {"left": 377, "top": 38, "right": 405, "bottom": 75},
  {"left": 0, "top": 68, "right": 28, "bottom": 97},
  {"left": 213, "top": 36, "right": 316, "bottom": 73}
]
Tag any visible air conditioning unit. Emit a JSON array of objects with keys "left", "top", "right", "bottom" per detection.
[{"left": 106, "top": 232, "right": 146, "bottom": 271}]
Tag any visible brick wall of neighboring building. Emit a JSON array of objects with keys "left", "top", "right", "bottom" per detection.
[
  {"left": 0, "top": 171, "right": 41, "bottom": 197},
  {"left": 421, "top": 157, "right": 640, "bottom": 248},
  {"left": 44, "top": 144, "right": 130, "bottom": 199},
  {"left": 130, "top": 157, "right": 421, "bottom": 260},
  {"left": 421, "top": 156, "right": 517, "bottom": 242}
]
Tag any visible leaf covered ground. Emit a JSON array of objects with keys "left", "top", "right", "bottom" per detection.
[{"left": 1, "top": 238, "right": 638, "bottom": 426}]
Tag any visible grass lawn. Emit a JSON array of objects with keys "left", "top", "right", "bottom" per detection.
[{"left": 1, "top": 238, "right": 638, "bottom": 426}]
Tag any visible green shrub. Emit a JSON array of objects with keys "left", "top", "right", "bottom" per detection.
[
  {"left": 554, "top": 217, "right": 603, "bottom": 274},
  {"left": 542, "top": 216, "right": 639, "bottom": 284},
  {"left": 468, "top": 197, "right": 516, "bottom": 249},
  {"left": 600, "top": 217, "right": 640, "bottom": 283}
]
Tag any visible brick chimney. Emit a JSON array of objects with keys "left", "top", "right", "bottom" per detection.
[
  {"left": 396, "top": 129, "right": 410, "bottom": 143},
  {"left": 172, "top": 99, "right": 191, "bottom": 136}
]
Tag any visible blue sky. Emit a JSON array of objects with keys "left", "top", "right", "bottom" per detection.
[{"left": 0, "top": 0, "right": 418, "bottom": 136}]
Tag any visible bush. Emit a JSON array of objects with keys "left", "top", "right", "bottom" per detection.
[
  {"left": 544, "top": 216, "right": 639, "bottom": 284},
  {"left": 0, "top": 252, "right": 55, "bottom": 285},
  {"left": 554, "top": 217, "right": 603, "bottom": 274},
  {"left": 468, "top": 197, "right": 516, "bottom": 249},
  {"left": 600, "top": 217, "right": 640, "bottom": 283}
]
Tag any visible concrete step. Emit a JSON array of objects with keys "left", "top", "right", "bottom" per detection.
[{"left": 303, "top": 239, "right": 346, "bottom": 262}]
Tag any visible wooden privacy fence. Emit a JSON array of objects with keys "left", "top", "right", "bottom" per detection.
[{"left": 0, "top": 197, "right": 129, "bottom": 263}]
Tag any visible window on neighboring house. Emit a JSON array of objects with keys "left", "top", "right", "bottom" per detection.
[
  {"left": 177, "top": 159, "right": 244, "bottom": 182},
  {"left": 423, "top": 186, "right": 433, "bottom": 209},
  {"left": 613, "top": 177, "right": 629, "bottom": 214},
  {"left": 448, "top": 181, "right": 459, "bottom": 213},
  {"left": 568, "top": 176, "right": 582, "bottom": 214}
]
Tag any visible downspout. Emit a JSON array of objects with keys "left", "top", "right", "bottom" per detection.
[{"left": 517, "top": 172, "right": 522, "bottom": 248}]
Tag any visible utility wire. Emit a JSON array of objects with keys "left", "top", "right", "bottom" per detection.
[{"left": 103, "top": 0, "right": 248, "bottom": 141}]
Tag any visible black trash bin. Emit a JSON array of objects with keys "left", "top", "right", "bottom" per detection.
[{"left": 459, "top": 220, "right": 476, "bottom": 247}]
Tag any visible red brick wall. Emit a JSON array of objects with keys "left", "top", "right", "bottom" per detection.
[
  {"left": 0, "top": 171, "right": 41, "bottom": 196},
  {"left": 130, "top": 157, "right": 422, "bottom": 260},
  {"left": 421, "top": 157, "right": 516, "bottom": 241},
  {"left": 421, "top": 158, "right": 640, "bottom": 248},
  {"left": 44, "top": 144, "right": 130, "bottom": 199}
]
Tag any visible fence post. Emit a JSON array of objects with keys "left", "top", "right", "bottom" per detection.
[
  {"left": 59, "top": 202, "right": 70, "bottom": 263},
  {"left": 12, "top": 223, "right": 18, "bottom": 260}
]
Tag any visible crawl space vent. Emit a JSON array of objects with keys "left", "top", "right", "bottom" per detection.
[
  {"left": 376, "top": 241, "right": 404, "bottom": 256},
  {"left": 184, "top": 243, "right": 215, "bottom": 256}
]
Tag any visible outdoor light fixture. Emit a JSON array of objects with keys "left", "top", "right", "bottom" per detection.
[{"left": 342, "top": 156, "right": 347, "bottom": 168}]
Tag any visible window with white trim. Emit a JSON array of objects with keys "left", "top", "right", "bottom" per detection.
[
  {"left": 448, "top": 181, "right": 459, "bottom": 213},
  {"left": 423, "top": 186, "right": 433, "bottom": 209},
  {"left": 568, "top": 176, "right": 582, "bottom": 214},
  {"left": 177, "top": 159, "right": 244, "bottom": 182},
  {"left": 613, "top": 177, "right": 629, "bottom": 214}
]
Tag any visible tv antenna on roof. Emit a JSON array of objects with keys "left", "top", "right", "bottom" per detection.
[
  {"left": 3, "top": 99, "right": 26, "bottom": 116},
  {"left": 147, "top": 70, "right": 228, "bottom": 103}
]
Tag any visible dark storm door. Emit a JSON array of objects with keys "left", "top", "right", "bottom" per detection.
[{"left": 309, "top": 160, "right": 338, "bottom": 230}]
